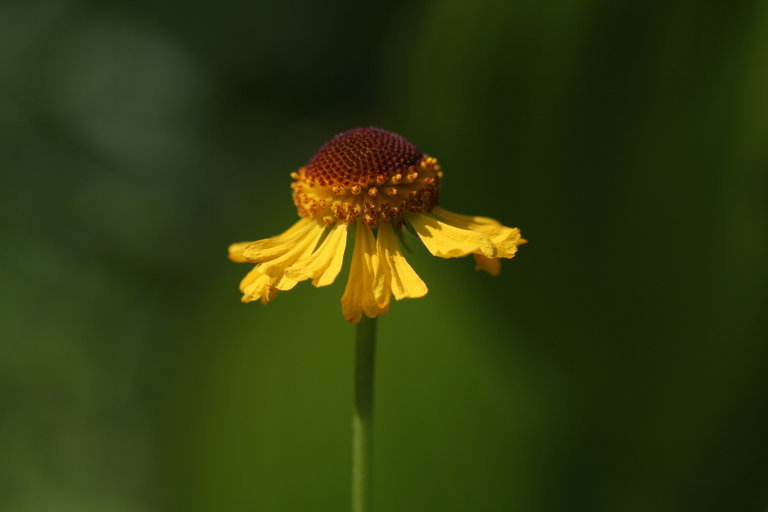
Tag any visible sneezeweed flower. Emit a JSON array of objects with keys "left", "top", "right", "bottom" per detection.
[
  {"left": 228, "top": 127, "right": 527, "bottom": 512},
  {"left": 228, "top": 127, "right": 526, "bottom": 323}
]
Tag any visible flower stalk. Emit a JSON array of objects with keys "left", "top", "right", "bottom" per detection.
[{"left": 352, "top": 316, "right": 377, "bottom": 512}]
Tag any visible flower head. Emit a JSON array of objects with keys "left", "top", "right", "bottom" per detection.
[{"left": 228, "top": 127, "right": 526, "bottom": 323}]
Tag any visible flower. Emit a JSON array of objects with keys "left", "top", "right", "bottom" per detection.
[{"left": 228, "top": 127, "right": 526, "bottom": 323}]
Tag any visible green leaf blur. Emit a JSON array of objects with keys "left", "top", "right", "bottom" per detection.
[{"left": 1, "top": 0, "right": 766, "bottom": 511}]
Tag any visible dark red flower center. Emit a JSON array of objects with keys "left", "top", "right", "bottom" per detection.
[
  {"left": 291, "top": 127, "right": 441, "bottom": 226},
  {"left": 304, "top": 127, "right": 424, "bottom": 185}
]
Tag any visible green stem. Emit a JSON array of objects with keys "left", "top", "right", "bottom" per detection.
[{"left": 352, "top": 316, "right": 377, "bottom": 512}]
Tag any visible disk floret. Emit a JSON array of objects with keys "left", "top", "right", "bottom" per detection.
[{"left": 291, "top": 127, "right": 442, "bottom": 227}]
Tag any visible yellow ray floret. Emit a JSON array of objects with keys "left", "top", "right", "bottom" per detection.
[
  {"left": 432, "top": 207, "right": 527, "bottom": 274},
  {"left": 376, "top": 222, "right": 428, "bottom": 301},
  {"left": 285, "top": 221, "right": 348, "bottom": 287},
  {"left": 341, "top": 222, "right": 390, "bottom": 323},
  {"left": 229, "top": 209, "right": 524, "bottom": 320},
  {"left": 409, "top": 212, "right": 496, "bottom": 258}
]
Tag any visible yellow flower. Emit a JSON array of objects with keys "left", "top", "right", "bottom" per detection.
[{"left": 228, "top": 127, "right": 526, "bottom": 323}]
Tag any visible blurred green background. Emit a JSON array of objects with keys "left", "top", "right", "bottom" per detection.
[{"left": 2, "top": 0, "right": 767, "bottom": 510}]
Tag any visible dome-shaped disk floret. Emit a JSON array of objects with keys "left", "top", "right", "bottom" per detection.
[{"left": 291, "top": 127, "right": 442, "bottom": 227}]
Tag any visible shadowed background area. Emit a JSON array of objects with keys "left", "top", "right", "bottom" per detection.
[{"left": 1, "top": 0, "right": 767, "bottom": 511}]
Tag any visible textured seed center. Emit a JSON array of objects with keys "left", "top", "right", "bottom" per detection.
[
  {"left": 291, "top": 127, "right": 442, "bottom": 227},
  {"left": 304, "top": 127, "right": 424, "bottom": 185}
]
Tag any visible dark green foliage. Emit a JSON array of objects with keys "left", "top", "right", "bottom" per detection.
[{"left": 1, "top": 0, "right": 765, "bottom": 511}]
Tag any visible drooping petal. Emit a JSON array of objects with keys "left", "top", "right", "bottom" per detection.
[
  {"left": 341, "top": 222, "right": 388, "bottom": 323},
  {"left": 240, "top": 268, "right": 284, "bottom": 303},
  {"left": 235, "top": 219, "right": 326, "bottom": 303},
  {"left": 241, "top": 218, "right": 315, "bottom": 263},
  {"left": 256, "top": 221, "right": 326, "bottom": 278},
  {"left": 272, "top": 273, "right": 300, "bottom": 292},
  {"left": 341, "top": 223, "right": 368, "bottom": 323},
  {"left": 432, "top": 207, "right": 502, "bottom": 228},
  {"left": 367, "top": 229, "right": 390, "bottom": 314},
  {"left": 433, "top": 206, "right": 525, "bottom": 258},
  {"left": 409, "top": 212, "right": 495, "bottom": 258},
  {"left": 228, "top": 242, "right": 250, "bottom": 262},
  {"left": 377, "top": 222, "right": 428, "bottom": 300},
  {"left": 260, "top": 285, "right": 279, "bottom": 305},
  {"left": 371, "top": 254, "right": 391, "bottom": 312},
  {"left": 284, "top": 222, "right": 349, "bottom": 287},
  {"left": 240, "top": 266, "right": 273, "bottom": 303},
  {"left": 473, "top": 254, "right": 501, "bottom": 276}
]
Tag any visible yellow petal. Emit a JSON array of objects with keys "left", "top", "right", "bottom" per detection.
[
  {"left": 369, "top": 231, "right": 390, "bottom": 313},
  {"left": 235, "top": 219, "right": 326, "bottom": 303},
  {"left": 239, "top": 266, "right": 297, "bottom": 302},
  {"left": 273, "top": 273, "right": 300, "bottom": 292},
  {"left": 434, "top": 207, "right": 525, "bottom": 259},
  {"left": 432, "top": 206, "right": 502, "bottom": 228},
  {"left": 370, "top": 236, "right": 390, "bottom": 311},
  {"left": 377, "top": 223, "right": 428, "bottom": 300},
  {"left": 241, "top": 218, "right": 314, "bottom": 263},
  {"left": 260, "top": 285, "right": 279, "bottom": 305},
  {"left": 240, "top": 267, "right": 273, "bottom": 303},
  {"left": 341, "top": 222, "right": 388, "bottom": 323},
  {"left": 409, "top": 213, "right": 495, "bottom": 258},
  {"left": 256, "top": 221, "right": 326, "bottom": 278},
  {"left": 228, "top": 241, "right": 250, "bottom": 262},
  {"left": 341, "top": 224, "right": 367, "bottom": 323},
  {"left": 473, "top": 254, "right": 501, "bottom": 276},
  {"left": 359, "top": 224, "right": 388, "bottom": 316},
  {"left": 479, "top": 225, "right": 523, "bottom": 258},
  {"left": 284, "top": 222, "right": 349, "bottom": 287}
]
